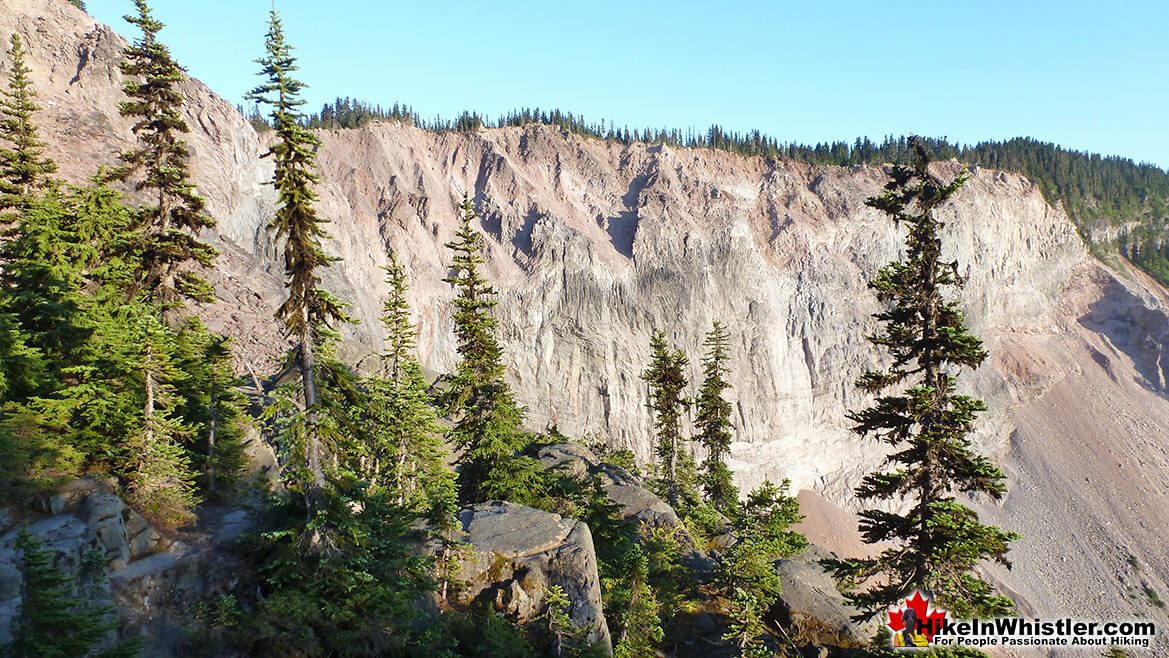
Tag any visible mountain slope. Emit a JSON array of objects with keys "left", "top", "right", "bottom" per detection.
[{"left": 4, "top": 0, "right": 1169, "bottom": 650}]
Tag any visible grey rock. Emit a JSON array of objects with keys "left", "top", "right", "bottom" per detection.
[
  {"left": 0, "top": 597, "right": 18, "bottom": 644},
  {"left": 602, "top": 482, "right": 680, "bottom": 531},
  {"left": 212, "top": 509, "right": 254, "bottom": 546},
  {"left": 456, "top": 502, "right": 610, "bottom": 650},
  {"left": 537, "top": 443, "right": 600, "bottom": 480},
  {"left": 775, "top": 545, "right": 875, "bottom": 648},
  {"left": 0, "top": 563, "right": 19, "bottom": 602}
]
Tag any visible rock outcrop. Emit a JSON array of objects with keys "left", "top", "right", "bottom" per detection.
[{"left": 455, "top": 502, "right": 610, "bottom": 649}]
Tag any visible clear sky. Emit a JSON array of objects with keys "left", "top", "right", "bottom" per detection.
[{"left": 83, "top": 0, "right": 1169, "bottom": 169}]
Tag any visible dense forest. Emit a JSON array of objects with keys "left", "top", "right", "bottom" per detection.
[{"left": 243, "top": 96, "right": 1169, "bottom": 286}]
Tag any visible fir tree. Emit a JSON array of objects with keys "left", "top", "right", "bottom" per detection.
[
  {"left": 641, "top": 331, "right": 691, "bottom": 508},
  {"left": 364, "top": 246, "right": 452, "bottom": 513},
  {"left": 0, "top": 33, "right": 58, "bottom": 213},
  {"left": 247, "top": 9, "right": 352, "bottom": 514},
  {"left": 5, "top": 527, "right": 140, "bottom": 658},
  {"left": 694, "top": 321, "right": 737, "bottom": 512},
  {"left": 828, "top": 138, "right": 1017, "bottom": 619},
  {"left": 612, "top": 545, "right": 663, "bottom": 658},
  {"left": 172, "top": 322, "right": 249, "bottom": 496},
  {"left": 126, "top": 308, "right": 199, "bottom": 528},
  {"left": 442, "top": 194, "right": 542, "bottom": 505},
  {"left": 112, "top": 0, "right": 216, "bottom": 304}
]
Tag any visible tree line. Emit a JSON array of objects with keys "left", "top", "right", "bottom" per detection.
[{"left": 255, "top": 95, "right": 1169, "bottom": 287}]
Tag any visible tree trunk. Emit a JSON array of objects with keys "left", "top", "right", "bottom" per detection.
[
  {"left": 300, "top": 315, "right": 324, "bottom": 514},
  {"left": 206, "top": 386, "right": 217, "bottom": 496}
]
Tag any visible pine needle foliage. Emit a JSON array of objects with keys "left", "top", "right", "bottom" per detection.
[
  {"left": 5, "top": 527, "right": 141, "bottom": 658},
  {"left": 641, "top": 331, "right": 693, "bottom": 509},
  {"left": 442, "top": 194, "right": 542, "bottom": 505},
  {"left": 828, "top": 138, "right": 1017, "bottom": 619},
  {"left": 694, "top": 321, "right": 738, "bottom": 512},
  {"left": 0, "top": 34, "right": 57, "bottom": 214},
  {"left": 364, "top": 246, "right": 453, "bottom": 515},
  {"left": 248, "top": 9, "right": 353, "bottom": 511},
  {"left": 112, "top": 0, "right": 216, "bottom": 304}
]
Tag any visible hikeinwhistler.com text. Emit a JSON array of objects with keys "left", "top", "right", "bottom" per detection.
[{"left": 921, "top": 617, "right": 1156, "bottom": 650}]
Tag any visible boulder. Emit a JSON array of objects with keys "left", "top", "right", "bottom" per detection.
[
  {"left": 774, "top": 545, "right": 876, "bottom": 648},
  {"left": 537, "top": 443, "right": 601, "bottom": 481},
  {"left": 456, "top": 502, "right": 611, "bottom": 651}
]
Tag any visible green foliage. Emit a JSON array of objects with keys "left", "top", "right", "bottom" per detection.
[
  {"left": 0, "top": 33, "right": 58, "bottom": 214},
  {"left": 442, "top": 195, "right": 539, "bottom": 505},
  {"left": 695, "top": 321, "right": 738, "bottom": 512},
  {"left": 641, "top": 331, "right": 694, "bottom": 509},
  {"left": 240, "top": 482, "right": 433, "bottom": 657},
  {"left": 828, "top": 139, "right": 1017, "bottom": 619},
  {"left": 248, "top": 9, "right": 354, "bottom": 510},
  {"left": 172, "top": 321, "right": 249, "bottom": 496},
  {"left": 715, "top": 480, "right": 806, "bottom": 658},
  {"left": 111, "top": 0, "right": 216, "bottom": 305},
  {"left": 611, "top": 544, "right": 663, "bottom": 658},
  {"left": 362, "top": 246, "right": 455, "bottom": 519},
  {"left": 721, "top": 587, "right": 773, "bottom": 658},
  {"left": 3, "top": 527, "right": 140, "bottom": 658}
]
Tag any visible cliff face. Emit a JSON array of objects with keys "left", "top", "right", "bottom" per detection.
[{"left": 6, "top": 0, "right": 1169, "bottom": 639}]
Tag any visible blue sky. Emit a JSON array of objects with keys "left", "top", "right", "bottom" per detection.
[{"left": 84, "top": 1, "right": 1169, "bottom": 169}]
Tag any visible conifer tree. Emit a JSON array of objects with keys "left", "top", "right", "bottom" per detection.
[
  {"left": 112, "top": 0, "right": 216, "bottom": 304},
  {"left": 442, "top": 194, "right": 542, "bottom": 504},
  {"left": 829, "top": 138, "right": 1017, "bottom": 618},
  {"left": 127, "top": 308, "right": 198, "bottom": 527},
  {"left": 694, "top": 321, "right": 737, "bottom": 511},
  {"left": 613, "top": 545, "right": 663, "bottom": 658},
  {"left": 5, "top": 527, "right": 140, "bottom": 658},
  {"left": 364, "top": 246, "right": 452, "bottom": 512},
  {"left": 0, "top": 33, "right": 57, "bottom": 213},
  {"left": 641, "top": 331, "right": 691, "bottom": 508},
  {"left": 248, "top": 9, "right": 352, "bottom": 513},
  {"left": 173, "top": 322, "right": 249, "bottom": 496}
]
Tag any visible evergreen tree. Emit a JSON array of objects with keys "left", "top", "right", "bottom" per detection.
[
  {"left": 364, "top": 246, "right": 452, "bottom": 513},
  {"left": 247, "top": 9, "right": 352, "bottom": 514},
  {"left": 0, "top": 33, "right": 58, "bottom": 214},
  {"left": 641, "top": 331, "right": 691, "bottom": 508},
  {"left": 112, "top": 0, "right": 216, "bottom": 304},
  {"left": 694, "top": 321, "right": 737, "bottom": 512},
  {"left": 172, "top": 321, "right": 249, "bottom": 496},
  {"left": 828, "top": 138, "right": 1017, "bottom": 619},
  {"left": 126, "top": 308, "right": 199, "bottom": 527},
  {"left": 442, "top": 194, "right": 542, "bottom": 505},
  {"left": 4, "top": 527, "right": 140, "bottom": 658},
  {"left": 612, "top": 545, "right": 663, "bottom": 658}
]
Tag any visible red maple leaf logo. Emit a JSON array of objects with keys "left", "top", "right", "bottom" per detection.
[{"left": 887, "top": 590, "right": 948, "bottom": 641}]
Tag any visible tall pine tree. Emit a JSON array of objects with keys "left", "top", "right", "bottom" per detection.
[
  {"left": 442, "top": 194, "right": 541, "bottom": 505},
  {"left": 112, "top": 0, "right": 216, "bottom": 304},
  {"left": 0, "top": 33, "right": 58, "bottom": 214},
  {"left": 829, "top": 138, "right": 1017, "bottom": 619},
  {"left": 364, "top": 246, "right": 452, "bottom": 513},
  {"left": 694, "top": 321, "right": 737, "bottom": 512},
  {"left": 641, "top": 331, "right": 691, "bottom": 509},
  {"left": 248, "top": 9, "right": 352, "bottom": 515}
]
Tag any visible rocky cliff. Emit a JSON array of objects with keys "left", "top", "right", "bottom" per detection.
[{"left": 5, "top": 0, "right": 1169, "bottom": 649}]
